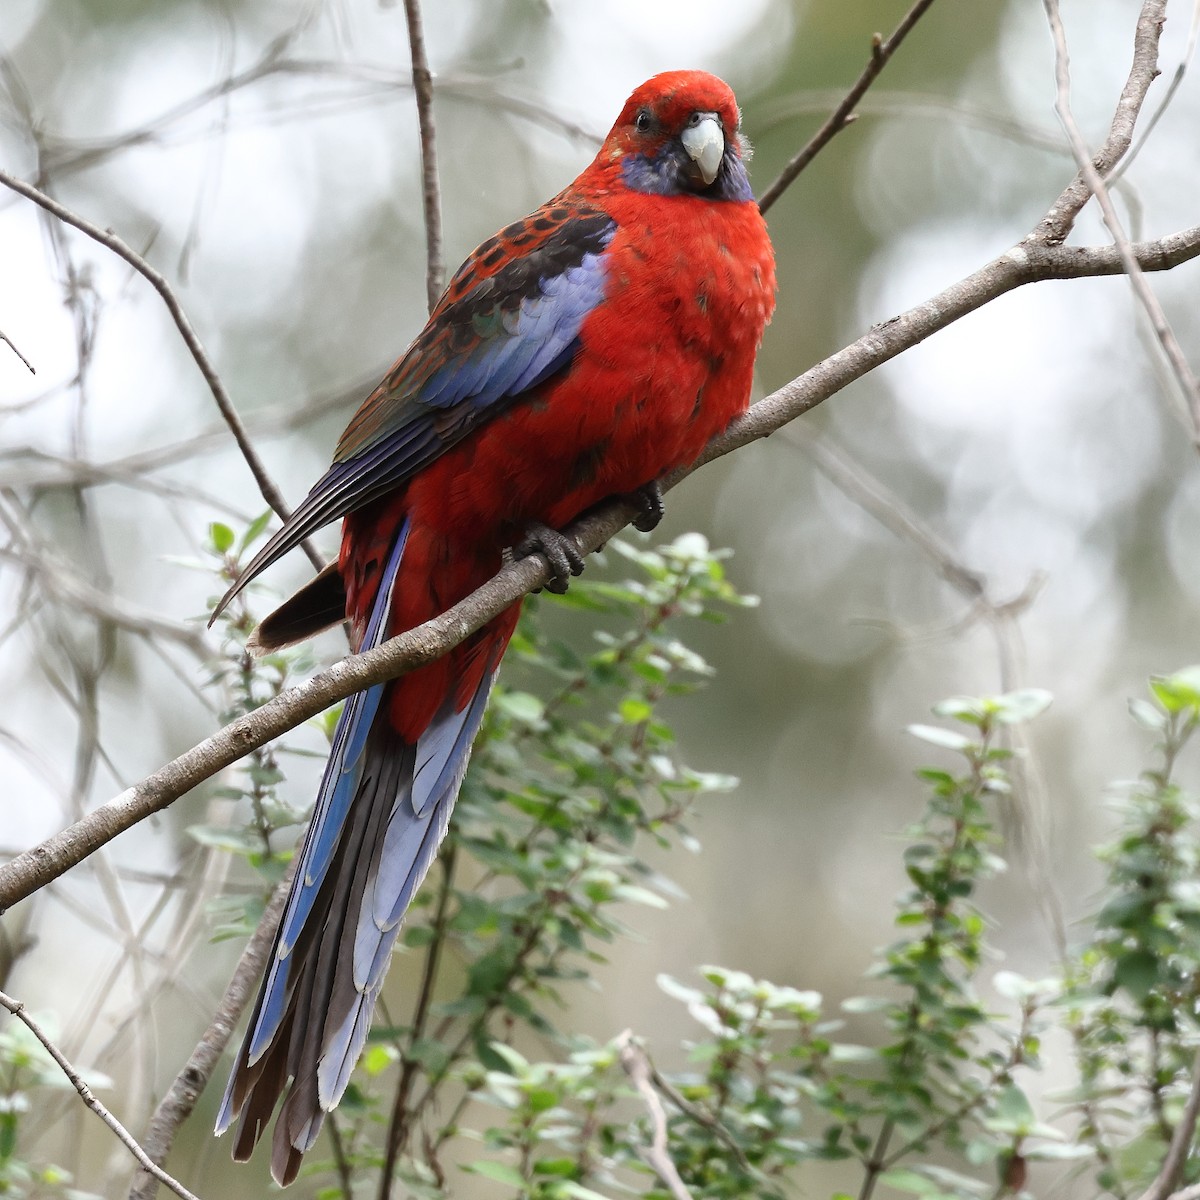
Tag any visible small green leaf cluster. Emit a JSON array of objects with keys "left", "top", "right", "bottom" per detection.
[
  {"left": 1060, "top": 667, "right": 1200, "bottom": 1195},
  {"left": 192, "top": 514, "right": 317, "bottom": 940},
  {"left": 0, "top": 1021, "right": 102, "bottom": 1199},
  {"left": 197, "top": 514, "right": 1200, "bottom": 1199},
  {"left": 291, "top": 535, "right": 755, "bottom": 1191}
]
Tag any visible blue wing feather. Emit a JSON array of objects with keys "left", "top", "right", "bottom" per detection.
[{"left": 210, "top": 206, "right": 615, "bottom": 620}]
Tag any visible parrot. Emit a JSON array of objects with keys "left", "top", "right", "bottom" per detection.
[{"left": 211, "top": 68, "right": 776, "bottom": 1185}]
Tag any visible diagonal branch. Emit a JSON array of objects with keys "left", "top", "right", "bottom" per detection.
[
  {"left": 0, "top": 168, "right": 324, "bottom": 572},
  {"left": 0, "top": 989, "right": 202, "bottom": 1200},
  {"left": 128, "top": 860, "right": 296, "bottom": 1200},
  {"left": 0, "top": 328, "right": 36, "bottom": 373},
  {"left": 757, "top": 0, "right": 940, "bottom": 214},
  {"left": 0, "top": 223, "right": 1198, "bottom": 914},
  {"left": 1137, "top": 1052, "right": 1200, "bottom": 1200},
  {"left": 616, "top": 1031, "right": 694, "bottom": 1200}
]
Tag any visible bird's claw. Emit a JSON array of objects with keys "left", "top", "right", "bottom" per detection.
[
  {"left": 631, "top": 480, "right": 665, "bottom": 533},
  {"left": 515, "top": 522, "right": 585, "bottom": 594}
]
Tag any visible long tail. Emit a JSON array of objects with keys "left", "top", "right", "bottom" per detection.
[{"left": 215, "top": 519, "right": 501, "bottom": 1185}]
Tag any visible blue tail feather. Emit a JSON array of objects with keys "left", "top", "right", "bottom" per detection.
[
  {"left": 216, "top": 513, "right": 504, "bottom": 1188},
  {"left": 239, "top": 520, "right": 410, "bottom": 1068}
]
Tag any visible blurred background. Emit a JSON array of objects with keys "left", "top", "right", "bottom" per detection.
[{"left": 2, "top": 0, "right": 1199, "bottom": 1195}]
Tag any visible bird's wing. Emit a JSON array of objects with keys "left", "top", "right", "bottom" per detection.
[{"left": 212, "top": 199, "right": 615, "bottom": 619}]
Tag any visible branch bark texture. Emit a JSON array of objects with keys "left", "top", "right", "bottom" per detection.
[{"left": 0, "top": 225, "right": 1197, "bottom": 916}]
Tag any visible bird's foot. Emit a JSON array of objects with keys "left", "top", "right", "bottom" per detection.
[
  {"left": 515, "top": 522, "right": 585, "bottom": 594},
  {"left": 631, "top": 479, "right": 665, "bottom": 532}
]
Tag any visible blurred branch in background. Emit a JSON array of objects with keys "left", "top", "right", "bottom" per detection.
[
  {"left": 128, "top": 860, "right": 296, "bottom": 1200},
  {"left": 0, "top": 168, "right": 325, "bottom": 572},
  {"left": 0, "top": 989, "right": 202, "bottom": 1200},
  {"left": 757, "top": 0, "right": 940, "bottom": 213},
  {"left": 401, "top": 0, "right": 444, "bottom": 312},
  {"left": 1040, "top": 0, "right": 1200, "bottom": 445}
]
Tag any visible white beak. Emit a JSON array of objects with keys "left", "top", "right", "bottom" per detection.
[{"left": 681, "top": 113, "right": 724, "bottom": 186}]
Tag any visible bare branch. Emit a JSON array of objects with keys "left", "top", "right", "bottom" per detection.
[
  {"left": 128, "top": 861, "right": 295, "bottom": 1200},
  {"left": 1040, "top": 0, "right": 1200, "bottom": 442},
  {"left": 757, "top": 0, "right": 940, "bottom": 214},
  {"left": 616, "top": 1031, "right": 694, "bottom": 1200},
  {"left": 1030, "top": 0, "right": 1168, "bottom": 245},
  {"left": 0, "top": 168, "right": 324, "bottom": 572},
  {"left": 1138, "top": 1053, "right": 1200, "bottom": 1200},
  {"left": 0, "top": 328, "right": 35, "bottom": 373},
  {"left": 0, "top": 222, "right": 1197, "bottom": 914},
  {"left": 402, "top": 0, "right": 444, "bottom": 312},
  {"left": 0, "top": 989, "right": 203, "bottom": 1200}
]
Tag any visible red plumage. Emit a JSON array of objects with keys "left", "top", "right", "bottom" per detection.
[
  {"left": 214, "top": 69, "right": 775, "bottom": 1183},
  {"left": 349, "top": 72, "right": 774, "bottom": 736}
]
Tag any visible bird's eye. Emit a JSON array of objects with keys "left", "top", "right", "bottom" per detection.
[{"left": 634, "top": 109, "right": 652, "bottom": 133}]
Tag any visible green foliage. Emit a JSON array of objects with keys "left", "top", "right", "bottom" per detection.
[
  {"left": 190, "top": 515, "right": 318, "bottom": 940},
  {"left": 0, "top": 1021, "right": 102, "bottom": 1199},
  {"left": 200, "top": 524, "right": 1200, "bottom": 1199}
]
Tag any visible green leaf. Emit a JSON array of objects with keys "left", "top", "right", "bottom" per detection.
[
  {"left": 463, "top": 1160, "right": 526, "bottom": 1187},
  {"left": 987, "top": 1083, "right": 1037, "bottom": 1134},
  {"left": 494, "top": 690, "right": 545, "bottom": 724},
  {"left": 877, "top": 1168, "right": 950, "bottom": 1196},
  {"left": 209, "top": 522, "right": 235, "bottom": 554},
  {"left": 932, "top": 696, "right": 988, "bottom": 724},
  {"left": 532, "top": 1157, "right": 577, "bottom": 1178},
  {"left": 992, "top": 688, "right": 1053, "bottom": 723},
  {"left": 560, "top": 1184, "right": 612, "bottom": 1200},
  {"left": 1128, "top": 697, "right": 1167, "bottom": 730},
  {"left": 907, "top": 724, "right": 972, "bottom": 752},
  {"left": 1149, "top": 668, "right": 1200, "bottom": 714},
  {"left": 239, "top": 509, "right": 274, "bottom": 552},
  {"left": 1113, "top": 950, "right": 1160, "bottom": 1000}
]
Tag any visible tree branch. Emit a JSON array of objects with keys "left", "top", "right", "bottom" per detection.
[
  {"left": 0, "top": 168, "right": 324, "bottom": 572},
  {"left": 757, "top": 0, "right": 940, "bottom": 214},
  {"left": 127, "top": 860, "right": 296, "bottom": 1200},
  {"left": 0, "top": 328, "right": 35, "bottom": 373},
  {"left": 616, "top": 1031, "right": 694, "bottom": 1200},
  {"left": 1040, "top": 0, "right": 1200, "bottom": 441},
  {"left": 1137, "top": 1052, "right": 1200, "bottom": 1200},
  {"left": 0, "top": 989, "right": 203, "bottom": 1200},
  {"left": 402, "top": 0, "right": 444, "bottom": 312},
  {"left": 1029, "top": 0, "right": 1168, "bottom": 246},
  {"left": 0, "top": 223, "right": 1197, "bottom": 915}
]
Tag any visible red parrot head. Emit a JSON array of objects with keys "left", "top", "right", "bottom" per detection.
[{"left": 601, "top": 70, "right": 755, "bottom": 202}]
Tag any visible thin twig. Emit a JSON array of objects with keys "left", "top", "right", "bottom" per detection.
[
  {"left": 1137, "top": 1053, "right": 1200, "bottom": 1200},
  {"left": 1112, "top": 0, "right": 1200, "bottom": 182},
  {"left": 645, "top": 1058, "right": 754, "bottom": 1175},
  {"left": 1029, "top": 0, "right": 1168, "bottom": 245},
  {"left": 1, "top": 221, "right": 1199, "bottom": 913},
  {"left": 402, "top": 0, "right": 444, "bottom": 311},
  {"left": 128, "top": 859, "right": 295, "bottom": 1200},
  {"left": 616, "top": 1031, "right": 694, "bottom": 1200},
  {"left": 0, "top": 989, "right": 202, "bottom": 1200},
  {"left": 0, "top": 168, "right": 324, "bottom": 572},
  {"left": 1040, "top": 0, "right": 1200, "bottom": 444},
  {"left": 0, "top": 329, "right": 35, "bottom": 373},
  {"left": 757, "top": 0, "right": 939, "bottom": 214}
]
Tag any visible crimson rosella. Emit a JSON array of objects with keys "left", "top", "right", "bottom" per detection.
[{"left": 211, "top": 69, "right": 776, "bottom": 1184}]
